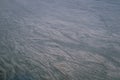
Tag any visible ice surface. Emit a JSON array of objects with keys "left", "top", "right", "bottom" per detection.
[{"left": 0, "top": 0, "right": 120, "bottom": 80}]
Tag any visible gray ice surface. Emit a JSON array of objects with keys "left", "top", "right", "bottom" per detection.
[{"left": 0, "top": 0, "right": 120, "bottom": 80}]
